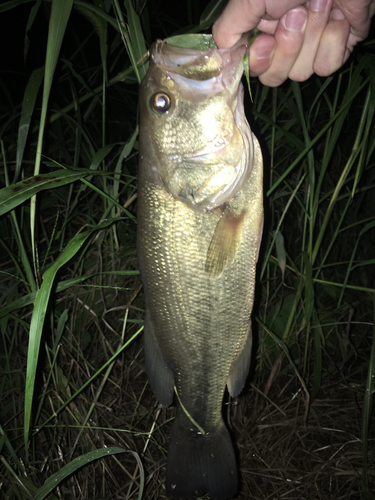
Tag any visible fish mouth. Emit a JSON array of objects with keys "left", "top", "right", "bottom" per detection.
[
  {"left": 165, "top": 89, "right": 253, "bottom": 210},
  {"left": 177, "top": 125, "right": 243, "bottom": 167},
  {"left": 153, "top": 36, "right": 249, "bottom": 84},
  {"left": 175, "top": 84, "right": 248, "bottom": 166},
  {"left": 178, "top": 144, "right": 229, "bottom": 165}
]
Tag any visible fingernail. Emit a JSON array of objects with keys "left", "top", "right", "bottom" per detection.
[
  {"left": 309, "top": 0, "right": 325, "bottom": 12},
  {"left": 284, "top": 8, "right": 307, "bottom": 31},
  {"left": 330, "top": 8, "right": 345, "bottom": 20}
]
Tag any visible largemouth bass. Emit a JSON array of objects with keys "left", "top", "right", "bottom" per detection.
[{"left": 137, "top": 35, "right": 263, "bottom": 499}]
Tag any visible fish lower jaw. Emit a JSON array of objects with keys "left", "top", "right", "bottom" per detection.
[{"left": 173, "top": 137, "right": 239, "bottom": 166}]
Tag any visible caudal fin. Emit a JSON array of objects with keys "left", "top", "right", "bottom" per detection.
[{"left": 166, "top": 409, "right": 238, "bottom": 499}]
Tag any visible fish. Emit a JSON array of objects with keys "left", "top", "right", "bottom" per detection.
[{"left": 137, "top": 35, "right": 263, "bottom": 499}]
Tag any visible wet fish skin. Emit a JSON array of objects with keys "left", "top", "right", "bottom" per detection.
[{"left": 137, "top": 37, "right": 263, "bottom": 499}]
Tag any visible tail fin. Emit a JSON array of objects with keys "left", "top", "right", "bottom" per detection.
[{"left": 166, "top": 409, "right": 238, "bottom": 499}]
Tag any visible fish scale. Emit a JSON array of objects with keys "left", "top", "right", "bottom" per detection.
[{"left": 137, "top": 36, "right": 263, "bottom": 499}]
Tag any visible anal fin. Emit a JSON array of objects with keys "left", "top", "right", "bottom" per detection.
[
  {"left": 144, "top": 311, "right": 174, "bottom": 406},
  {"left": 227, "top": 321, "right": 253, "bottom": 397}
]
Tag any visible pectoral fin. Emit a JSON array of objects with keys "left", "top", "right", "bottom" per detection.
[
  {"left": 227, "top": 321, "right": 253, "bottom": 397},
  {"left": 205, "top": 206, "right": 246, "bottom": 278},
  {"left": 144, "top": 311, "right": 174, "bottom": 406}
]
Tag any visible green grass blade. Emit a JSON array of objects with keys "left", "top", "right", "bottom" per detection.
[
  {"left": 267, "top": 77, "right": 369, "bottom": 198},
  {"left": 74, "top": 0, "right": 120, "bottom": 30},
  {"left": 338, "top": 220, "right": 375, "bottom": 307},
  {"left": 0, "top": 424, "right": 26, "bottom": 474},
  {"left": 0, "top": 0, "right": 32, "bottom": 13},
  {"left": 291, "top": 81, "right": 316, "bottom": 257},
  {"left": 15, "top": 66, "right": 44, "bottom": 183},
  {"left": 113, "top": 126, "right": 139, "bottom": 203},
  {"left": 90, "top": 144, "right": 117, "bottom": 170},
  {"left": 94, "top": 0, "right": 108, "bottom": 64},
  {"left": 0, "top": 269, "right": 139, "bottom": 320},
  {"left": 113, "top": 0, "right": 141, "bottom": 84},
  {"left": 327, "top": 88, "right": 369, "bottom": 214},
  {"left": 362, "top": 296, "right": 375, "bottom": 494},
  {"left": 352, "top": 68, "right": 375, "bottom": 196},
  {"left": 0, "top": 168, "right": 98, "bottom": 217},
  {"left": 313, "top": 194, "right": 352, "bottom": 280},
  {"left": 313, "top": 278, "right": 375, "bottom": 294},
  {"left": 302, "top": 251, "right": 314, "bottom": 326},
  {"left": 243, "top": 52, "right": 252, "bottom": 101},
  {"left": 308, "top": 76, "right": 334, "bottom": 119},
  {"left": 311, "top": 308, "right": 322, "bottom": 401},
  {"left": 24, "top": 220, "right": 115, "bottom": 453},
  {"left": 174, "top": 386, "right": 206, "bottom": 435},
  {"left": 275, "top": 231, "right": 286, "bottom": 282},
  {"left": 79, "top": 176, "right": 137, "bottom": 220},
  {"left": 165, "top": 33, "right": 217, "bottom": 49},
  {"left": 256, "top": 317, "right": 311, "bottom": 421},
  {"left": 30, "top": 0, "right": 74, "bottom": 268},
  {"left": 25, "top": 0, "right": 42, "bottom": 33},
  {"left": 124, "top": 0, "right": 148, "bottom": 81},
  {"left": 0, "top": 456, "right": 33, "bottom": 498},
  {"left": 33, "top": 447, "right": 144, "bottom": 500},
  {"left": 0, "top": 238, "right": 28, "bottom": 289},
  {"left": 33, "top": 325, "right": 144, "bottom": 436},
  {"left": 312, "top": 88, "right": 371, "bottom": 265},
  {"left": 2, "top": 141, "right": 37, "bottom": 292},
  {"left": 200, "top": 0, "right": 227, "bottom": 23},
  {"left": 261, "top": 174, "right": 306, "bottom": 280}
]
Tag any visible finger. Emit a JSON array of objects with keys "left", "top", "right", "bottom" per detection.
[
  {"left": 335, "top": 0, "right": 373, "bottom": 42},
  {"left": 212, "top": 0, "right": 265, "bottom": 49},
  {"left": 248, "top": 34, "right": 276, "bottom": 77},
  {"left": 313, "top": 8, "right": 350, "bottom": 76},
  {"left": 346, "top": 0, "right": 375, "bottom": 51},
  {"left": 256, "top": 17, "right": 279, "bottom": 35},
  {"left": 212, "top": 0, "right": 306, "bottom": 49},
  {"left": 259, "top": 7, "right": 308, "bottom": 87},
  {"left": 289, "top": 0, "right": 333, "bottom": 81}
]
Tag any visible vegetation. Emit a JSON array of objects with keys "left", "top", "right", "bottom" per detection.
[{"left": 0, "top": 0, "right": 374, "bottom": 498}]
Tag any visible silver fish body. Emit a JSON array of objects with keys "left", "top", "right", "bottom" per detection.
[{"left": 137, "top": 37, "right": 263, "bottom": 499}]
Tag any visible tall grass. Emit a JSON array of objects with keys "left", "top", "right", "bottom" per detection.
[{"left": 0, "top": 0, "right": 374, "bottom": 498}]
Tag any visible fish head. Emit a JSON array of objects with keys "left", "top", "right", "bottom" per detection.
[{"left": 139, "top": 37, "right": 254, "bottom": 211}]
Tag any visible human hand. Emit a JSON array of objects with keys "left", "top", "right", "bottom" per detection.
[{"left": 212, "top": 0, "right": 375, "bottom": 87}]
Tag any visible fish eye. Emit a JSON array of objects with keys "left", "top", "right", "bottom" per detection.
[{"left": 151, "top": 92, "right": 171, "bottom": 113}]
